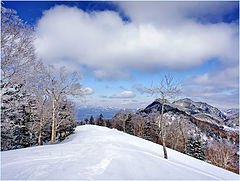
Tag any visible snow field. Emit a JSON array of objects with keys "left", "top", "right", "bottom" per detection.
[{"left": 2, "top": 125, "right": 239, "bottom": 180}]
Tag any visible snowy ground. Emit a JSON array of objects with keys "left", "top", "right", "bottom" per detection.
[{"left": 1, "top": 125, "right": 239, "bottom": 180}]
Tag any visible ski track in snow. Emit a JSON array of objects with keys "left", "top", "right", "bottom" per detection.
[{"left": 1, "top": 125, "right": 239, "bottom": 180}]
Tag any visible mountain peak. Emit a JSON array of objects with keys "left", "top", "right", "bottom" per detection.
[
  {"left": 173, "top": 98, "right": 226, "bottom": 123},
  {"left": 179, "top": 98, "right": 193, "bottom": 102}
]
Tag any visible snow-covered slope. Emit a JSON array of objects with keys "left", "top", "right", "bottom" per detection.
[{"left": 1, "top": 125, "right": 239, "bottom": 180}]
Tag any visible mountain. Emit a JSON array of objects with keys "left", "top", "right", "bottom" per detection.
[
  {"left": 220, "top": 108, "right": 239, "bottom": 129},
  {"left": 172, "top": 98, "right": 226, "bottom": 125},
  {"left": 222, "top": 112, "right": 239, "bottom": 129},
  {"left": 137, "top": 98, "right": 238, "bottom": 136},
  {"left": 2, "top": 125, "right": 238, "bottom": 180},
  {"left": 222, "top": 108, "right": 239, "bottom": 118}
]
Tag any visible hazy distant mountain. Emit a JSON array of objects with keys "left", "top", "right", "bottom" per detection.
[{"left": 77, "top": 106, "right": 120, "bottom": 121}]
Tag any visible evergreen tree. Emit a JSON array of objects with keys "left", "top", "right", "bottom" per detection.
[
  {"left": 89, "top": 116, "right": 94, "bottom": 125},
  {"left": 186, "top": 136, "right": 206, "bottom": 160},
  {"left": 56, "top": 99, "right": 76, "bottom": 141},
  {"left": 1, "top": 84, "right": 37, "bottom": 150},
  {"left": 125, "top": 114, "right": 134, "bottom": 135},
  {"left": 84, "top": 118, "right": 89, "bottom": 124},
  {"left": 98, "top": 114, "right": 104, "bottom": 126},
  {"left": 105, "top": 119, "right": 112, "bottom": 128}
]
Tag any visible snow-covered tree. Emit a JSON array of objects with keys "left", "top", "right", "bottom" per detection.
[
  {"left": 1, "top": 7, "right": 39, "bottom": 150},
  {"left": 1, "top": 7, "right": 83, "bottom": 150},
  {"left": 56, "top": 98, "right": 76, "bottom": 141},
  {"left": 1, "top": 7, "right": 36, "bottom": 97},
  {"left": 186, "top": 136, "right": 206, "bottom": 160},
  {"left": 43, "top": 66, "right": 83, "bottom": 144}
]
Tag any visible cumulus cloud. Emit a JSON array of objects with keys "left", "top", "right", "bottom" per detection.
[
  {"left": 110, "top": 91, "right": 136, "bottom": 99},
  {"left": 35, "top": 4, "right": 238, "bottom": 80},
  {"left": 189, "top": 66, "right": 239, "bottom": 88},
  {"left": 81, "top": 87, "right": 94, "bottom": 95}
]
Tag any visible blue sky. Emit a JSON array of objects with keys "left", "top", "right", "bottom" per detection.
[{"left": 3, "top": 1, "right": 239, "bottom": 109}]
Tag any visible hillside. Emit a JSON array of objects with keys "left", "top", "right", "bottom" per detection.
[
  {"left": 2, "top": 125, "right": 239, "bottom": 180},
  {"left": 137, "top": 98, "right": 239, "bottom": 144}
]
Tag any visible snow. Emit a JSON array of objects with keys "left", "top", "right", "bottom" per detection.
[
  {"left": 1, "top": 125, "right": 239, "bottom": 180},
  {"left": 222, "top": 125, "right": 239, "bottom": 132}
]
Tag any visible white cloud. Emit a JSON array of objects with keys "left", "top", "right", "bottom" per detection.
[
  {"left": 110, "top": 91, "right": 136, "bottom": 99},
  {"left": 35, "top": 4, "right": 238, "bottom": 80},
  {"left": 81, "top": 87, "right": 94, "bottom": 95},
  {"left": 190, "top": 66, "right": 239, "bottom": 88}
]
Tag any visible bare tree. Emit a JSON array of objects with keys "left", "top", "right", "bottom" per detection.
[
  {"left": 207, "top": 139, "right": 239, "bottom": 173},
  {"left": 178, "top": 115, "right": 187, "bottom": 153},
  {"left": 34, "top": 92, "right": 50, "bottom": 146},
  {"left": 119, "top": 114, "right": 128, "bottom": 132},
  {"left": 43, "top": 66, "right": 83, "bottom": 144},
  {"left": 166, "top": 117, "right": 186, "bottom": 153},
  {"left": 132, "top": 114, "right": 145, "bottom": 137},
  {"left": 148, "top": 73, "right": 180, "bottom": 159}
]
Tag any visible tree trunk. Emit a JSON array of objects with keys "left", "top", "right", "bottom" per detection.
[
  {"left": 179, "top": 120, "right": 186, "bottom": 153},
  {"left": 160, "top": 98, "right": 168, "bottom": 159},
  {"left": 38, "top": 128, "right": 42, "bottom": 145},
  {"left": 51, "top": 100, "right": 56, "bottom": 144},
  {"left": 174, "top": 136, "right": 179, "bottom": 150},
  {"left": 122, "top": 119, "right": 126, "bottom": 132},
  {"left": 38, "top": 118, "right": 43, "bottom": 145}
]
